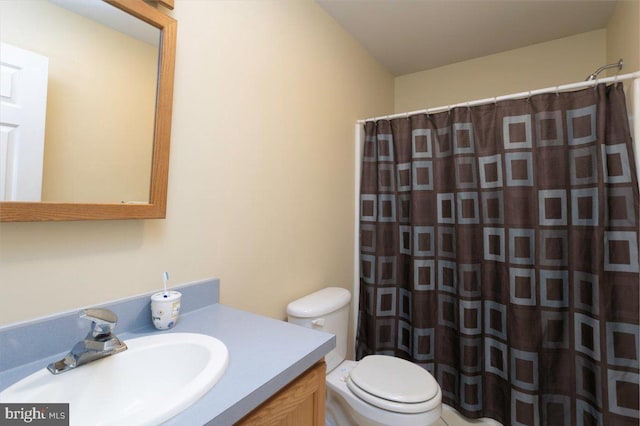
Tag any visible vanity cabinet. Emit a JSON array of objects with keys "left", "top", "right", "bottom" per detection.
[{"left": 237, "top": 361, "right": 326, "bottom": 426}]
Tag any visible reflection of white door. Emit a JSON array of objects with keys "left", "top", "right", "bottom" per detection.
[{"left": 0, "top": 43, "right": 48, "bottom": 201}]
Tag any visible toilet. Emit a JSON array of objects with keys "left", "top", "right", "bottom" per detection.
[{"left": 287, "top": 287, "right": 442, "bottom": 426}]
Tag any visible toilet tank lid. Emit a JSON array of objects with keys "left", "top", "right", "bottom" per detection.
[{"left": 287, "top": 287, "right": 351, "bottom": 318}]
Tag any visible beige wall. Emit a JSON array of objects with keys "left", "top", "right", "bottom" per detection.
[
  {"left": 0, "top": 1, "right": 157, "bottom": 203},
  {"left": 606, "top": 0, "right": 640, "bottom": 74},
  {"left": 1, "top": 1, "right": 636, "bottom": 332},
  {"left": 0, "top": 0, "right": 393, "bottom": 326},
  {"left": 395, "top": 30, "right": 607, "bottom": 113}
]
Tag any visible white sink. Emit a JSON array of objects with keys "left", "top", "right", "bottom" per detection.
[{"left": 0, "top": 332, "right": 229, "bottom": 426}]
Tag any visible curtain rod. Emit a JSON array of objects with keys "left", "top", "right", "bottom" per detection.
[{"left": 357, "top": 71, "right": 640, "bottom": 124}]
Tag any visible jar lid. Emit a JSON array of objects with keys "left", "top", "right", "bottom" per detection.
[{"left": 151, "top": 291, "right": 181, "bottom": 302}]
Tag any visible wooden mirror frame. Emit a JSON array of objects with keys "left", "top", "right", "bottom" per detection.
[{"left": 0, "top": 0, "right": 176, "bottom": 222}]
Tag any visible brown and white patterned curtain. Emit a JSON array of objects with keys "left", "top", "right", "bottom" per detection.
[{"left": 356, "top": 83, "right": 639, "bottom": 425}]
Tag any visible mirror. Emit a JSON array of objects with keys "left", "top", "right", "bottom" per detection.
[{"left": 0, "top": 0, "right": 176, "bottom": 221}]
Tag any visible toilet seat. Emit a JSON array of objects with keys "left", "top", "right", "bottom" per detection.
[{"left": 346, "top": 355, "right": 439, "bottom": 414}]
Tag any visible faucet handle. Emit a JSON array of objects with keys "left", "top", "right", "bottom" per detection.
[{"left": 81, "top": 308, "right": 118, "bottom": 338}]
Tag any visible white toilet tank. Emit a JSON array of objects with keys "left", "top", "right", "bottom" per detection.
[{"left": 287, "top": 287, "right": 351, "bottom": 373}]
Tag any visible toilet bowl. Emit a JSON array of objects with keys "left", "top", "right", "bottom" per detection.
[{"left": 287, "top": 287, "right": 442, "bottom": 426}]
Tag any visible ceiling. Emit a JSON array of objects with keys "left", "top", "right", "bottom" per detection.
[
  {"left": 49, "top": 0, "right": 159, "bottom": 46},
  {"left": 315, "top": 0, "right": 618, "bottom": 76}
]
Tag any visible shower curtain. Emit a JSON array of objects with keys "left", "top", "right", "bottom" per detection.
[{"left": 356, "top": 83, "right": 639, "bottom": 425}]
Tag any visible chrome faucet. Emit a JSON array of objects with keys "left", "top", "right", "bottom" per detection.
[{"left": 47, "top": 308, "right": 128, "bottom": 374}]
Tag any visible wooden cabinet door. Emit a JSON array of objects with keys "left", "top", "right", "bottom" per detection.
[{"left": 237, "top": 361, "right": 326, "bottom": 426}]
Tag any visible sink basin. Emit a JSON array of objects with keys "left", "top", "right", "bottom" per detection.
[{"left": 0, "top": 332, "right": 228, "bottom": 426}]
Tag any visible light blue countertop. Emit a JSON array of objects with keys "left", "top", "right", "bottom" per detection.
[{"left": 0, "top": 279, "right": 335, "bottom": 425}]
